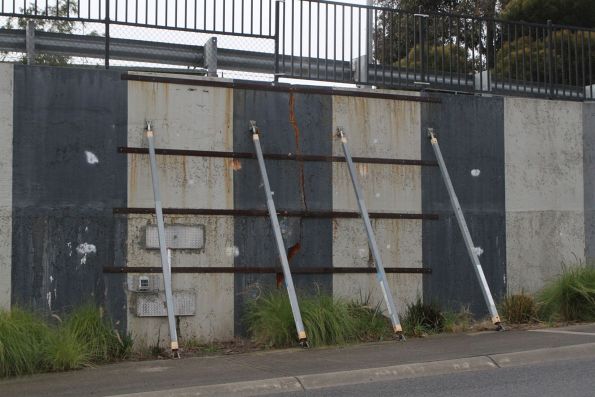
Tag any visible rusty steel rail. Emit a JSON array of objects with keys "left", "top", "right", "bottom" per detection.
[
  {"left": 112, "top": 207, "right": 439, "bottom": 220},
  {"left": 121, "top": 74, "right": 442, "bottom": 103},
  {"left": 103, "top": 266, "right": 431, "bottom": 274},
  {"left": 118, "top": 146, "right": 438, "bottom": 167}
]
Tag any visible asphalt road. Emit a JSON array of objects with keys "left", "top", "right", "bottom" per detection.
[{"left": 270, "top": 356, "right": 595, "bottom": 397}]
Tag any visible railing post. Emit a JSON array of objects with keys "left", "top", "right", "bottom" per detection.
[
  {"left": 274, "top": 0, "right": 282, "bottom": 80},
  {"left": 547, "top": 19, "right": 554, "bottom": 98},
  {"left": 26, "top": 20, "right": 35, "bottom": 65},
  {"left": 105, "top": 0, "right": 110, "bottom": 69},
  {"left": 418, "top": 6, "right": 425, "bottom": 83}
]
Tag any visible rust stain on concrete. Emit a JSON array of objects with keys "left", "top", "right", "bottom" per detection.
[{"left": 289, "top": 93, "right": 308, "bottom": 211}]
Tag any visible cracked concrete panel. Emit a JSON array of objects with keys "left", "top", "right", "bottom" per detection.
[
  {"left": 127, "top": 154, "right": 233, "bottom": 209},
  {"left": 506, "top": 211, "right": 585, "bottom": 293},
  {"left": 0, "top": 63, "right": 13, "bottom": 310},
  {"left": 126, "top": 214, "right": 234, "bottom": 344},
  {"left": 332, "top": 219, "right": 422, "bottom": 315},
  {"left": 504, "top": 98, "right": 584, "bottom": 213},
  {"left": 127, "top": 77, "right": 233, "bottom": 151}
]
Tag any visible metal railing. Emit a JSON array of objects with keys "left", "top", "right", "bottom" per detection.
[{"left": 1, "top": 0, "right": 594, "bottom": 100}]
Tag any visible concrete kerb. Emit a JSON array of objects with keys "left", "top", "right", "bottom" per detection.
[{"left": 107, "top": 342, "right": 595, "bottom": 397}]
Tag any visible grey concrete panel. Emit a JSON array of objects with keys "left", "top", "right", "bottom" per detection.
[
  {"left": 331, "top": 95, "right": 424, "bottom": 316},
  {"left": 0, "top": 63, "right": 13, "bottom": 310},
  {"left": 506, "top": 211, "right": 585, "bottom": 293},
  {"left": 11, "top": 66, "right": 127, "bottom": 330},
  {"left": 422, "top": 94, "right": 507, "bottom": 316},
  {"left": 505, "top": 98, "right": 585, "bottom": 293},
  {"left": 126, "top": 74, "right": 235, "bottom": 344},
  {"left": 584, "top": 103, "right": 595, "bottom": 262},
  {"left": 505, "top": 98, "right": 584, "bottom": 213},
  {"left": 233, "top": 89, "right": 333, "bottom": 335}
]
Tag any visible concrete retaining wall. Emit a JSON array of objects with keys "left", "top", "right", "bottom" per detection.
[
  {"left": 0, "top": 63, "right": 12, "bottom": 310},
  {"left": 504, "top": 98, "right": 585, "bottom": 293},
  {"left": 1, "top": 63, "right": 592, "bottom": 344}
]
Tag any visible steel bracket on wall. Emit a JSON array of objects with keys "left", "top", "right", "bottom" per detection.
[{"left": 427, "top": 128, "right": 503, "bottom": 330}]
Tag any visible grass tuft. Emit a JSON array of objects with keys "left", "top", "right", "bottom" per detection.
[
  {"left": 402, "top": 298, "right": 444, "bottom": 337},
  {"left": 0, "top": 309, "right": 48, "bottom": 377},
  {"left": 64, "top": 305, "right": 131, "bottom": 362},
  {"left": 442, "top": 307, "right": 473, "bottom": 333},
  {"left": 537, "top": 265, "right": 595, "bottom": 322},
  {"left": 500, "top": 293, "right": 539, "bottom": 324},
  {"left": 245, "top": 290, "right": 392, "bottom": 348}
]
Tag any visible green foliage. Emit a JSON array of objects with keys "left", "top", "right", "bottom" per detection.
[
  {"left": 396, "top": 44, "right": 473, "bottom": 75},
  {"left": 502, "top": 0, "right": 595, "bottom": 28},
  {"left": 499, "top": 293, "right": 538, "bottom": 324},
  {"left": 402, "top": 298, "right": 445, "bottom": 337},
  {"left": 537, "top": 265, "right": 595, "bottom": 322},
  {"left": 64, "top": 305, "right": 132, "bottom": 362},
  {"left": 0, "top": 305, "right": 132, "bottom": 378},
  {"left": 442, "top": 307, "right": 473, "bottom": 333},
  {"left": 245, "top": 290, "right": 392, "bottom": 348},
  {"left": 2, "top": 0, "right": 96, "bottom": 65},
  {"left": 494, "top": 30, "right": 595, "bottom": 86},
  {"left": 43, "top": 328, "right": 90, "bottom": 371},
  {"left": 0, "top": 309, "right": 49, "bottom": 377}
]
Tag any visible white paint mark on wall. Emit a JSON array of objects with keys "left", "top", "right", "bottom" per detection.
[
  {"left": 375, "top": 192, "right": 381, "bottom": 198},
  {"left": 357, "top": 248, "right": 367, "bottom": 258},
  {"left": 225, "top": 246, "right": 240, "bottom": 257},
  {"left": 76, "top": 243, "right": 97, "bottom": 264},
  {"left": 66, "top": 242, "right": 72, "bottom": 257},
  {"left": 49, "top": 275, "right": 54, "bottom": 283},
  {"left": 473, "top": 246, "right": 484, "bottom": 257},
  {"left": 386, "top": 244, "right": 391, "bottom": 249},
  {"left": 46, "top": 291, "right": 52, "bottom": 311},
  {"left": 471, "top": 169, "right": 481, "bottom": 177},
  {"left": 85, "top": 151, "right": 99, "bottom": 164}
]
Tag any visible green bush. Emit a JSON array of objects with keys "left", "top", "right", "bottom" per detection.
[
  {"left": 538, "top": 265, "right": 595, "bottom": 322},
  {"left": 0, "top": 305, "right": 132, "bottom": 378},
  {"left": 64, "top": 305, "right": 131, "bottom": 362},
  {"left": 0, "top": 309, "right": 49, "bottom": 377},
  {"left": 245, "top": 290, "right": 392, "bottom": 348},
  {"left": 402, "top": 298, "right": 445, "bottom": 337},
  {"left": 500, "top": 293, "right": 539, "bottom": 324}
]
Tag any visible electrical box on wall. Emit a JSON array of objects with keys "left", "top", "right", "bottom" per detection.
[{"left": 145, "top": 224, "right": 204, "bottom": 250}]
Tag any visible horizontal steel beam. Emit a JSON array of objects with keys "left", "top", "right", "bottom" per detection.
[
  {"left": 113, "top": 207, "right": 439, "bottom": 220},
  {"left": 103, "top": 266, "right": 432, "bottom": 274},
  {"left": 118, "top": 146, "right": 438, "bottom": 167}
]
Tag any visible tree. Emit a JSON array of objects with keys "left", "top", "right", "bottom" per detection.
[
  {"left": 372, "top": 1, "right": 498, "bottom": 69},
  {"left": 494, "top": 30, "right": 595, "bottom": 86},
  {"left": 2, "top": 0, "right": 89, "bottom": 65},
  {"left": 502, "top": 0, "right": 595, "bottom": 28}
]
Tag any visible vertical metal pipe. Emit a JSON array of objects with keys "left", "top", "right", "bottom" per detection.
[
  {"left": 427, "top": 128, "right": 501, "bottom": 327},
  {"left": 547, "top": 20, "right": 554, "bottom": 98},
  {"left": 336, "top": 128, "right": 403, "bottom": 337},
  {"left": 104, "top": 0, "right": 110, "bottom": 69},
  {"left": 146, "top": 122, "right": 180, "bottom": 355},
  {"left": 250, "top": 121, "right": 308, "bottom": 346}
]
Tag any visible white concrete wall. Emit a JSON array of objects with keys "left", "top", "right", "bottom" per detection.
[
  {"left": 126, "top": 76, "right": 235, "bottom": 345},
  {"left": 0, "top": 63, "right": 13, "bottom": 310},
  {"left": 331, "top": 95, "right": 423, "bottom": 315},
  {"left": 505, "top": 98, "right": 585, "bottom": 293}
]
